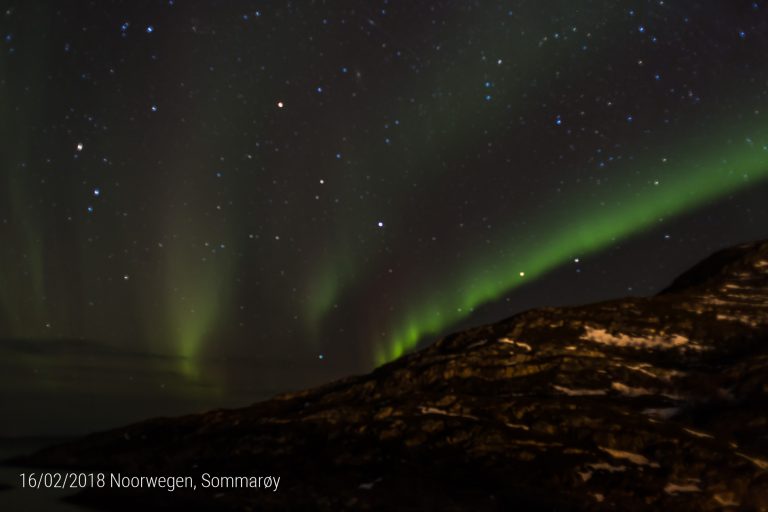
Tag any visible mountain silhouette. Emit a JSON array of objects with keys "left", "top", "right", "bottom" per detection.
[{"left": 11, "top": 240, "right": 768, "bottom": 511}]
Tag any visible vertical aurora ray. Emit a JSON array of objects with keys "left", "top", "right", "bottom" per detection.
[
  {"left": 165, "top": 244, "right": 232, "bottom": 381},
  {"left": 0, "top": 19, "right": 52, "bottom": 337},
  {"left": 376, "top": 130, "right": 768, "bottom": 364},
  {"left": 306, "top": 248, "right": 357, "bottom": 337},
  {"left": 133, "top": 28, "right": 247, "bottom": 380},
  {"left": 155, "top": 185, "right": 237, "bottom": 382}
]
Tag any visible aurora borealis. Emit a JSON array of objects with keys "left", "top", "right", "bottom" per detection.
[
  {"left": 376, "top": 123, "right": 768, "bottom": 362},
  {"left": 2, "top": 1, "right": 768, "bottom": 435}
]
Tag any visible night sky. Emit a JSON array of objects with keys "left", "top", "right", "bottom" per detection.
[{"left": 2, "top": 0, "right": 768, "bottom": 436}]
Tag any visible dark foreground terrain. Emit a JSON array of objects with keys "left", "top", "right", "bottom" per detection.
[{"left": 9, "top": 240, "right": 768, "bottom": 511}]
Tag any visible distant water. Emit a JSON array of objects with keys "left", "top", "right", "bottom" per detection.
[{"left": 0, "top": 438, "right": 91, "bottom": 511}]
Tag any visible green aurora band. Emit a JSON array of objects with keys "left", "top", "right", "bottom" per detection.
[
  {"left": 302, "top": 5, "right": 589, "bottom": 332},
  {"left": 159, "top": 196, "right": 236, "bottom": 381},
  {"left": 304, "top": 5, "right": 679, "bottom": 347},
  {"left": 375, "top": 128, "right": 768, "bottom": 365}
]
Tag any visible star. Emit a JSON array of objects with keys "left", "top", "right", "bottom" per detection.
[{"left": 6, "top": 0, "right": 768, "bottom": 424}]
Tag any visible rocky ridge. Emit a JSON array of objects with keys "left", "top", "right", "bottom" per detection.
[{"left": 10, "top": 240, "right": 768, "bottom": 511}]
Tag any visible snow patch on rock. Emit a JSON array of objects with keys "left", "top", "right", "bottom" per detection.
[
  {"left": 553, "top": 384, "right": 606, "bottom": 396},
  {"left": 498, "top": 337, "right": 532, "bottom": 351},
  {"left": 611, "top": 382, "right": 655, "bottom": 396},
  {"left": 736, "top": 452, "right": 768, "bottom": 470},
  {"left": 600, "top": 447, "right": 659, "bottom": 467},
  {"left": 418, "top": 406, "right": 477, "bottom": 421},
  {"left": 683, "top": 428, "right": 713, "bottom": 439},
  {"left": 714, "top": 493, "right": 741, "bottom": 507},
  {"left": 581, "top": 326, "right": 698, "bottom": 351},
  {"left": 664, "top": 482, "right": 701, "bottom": 494}
]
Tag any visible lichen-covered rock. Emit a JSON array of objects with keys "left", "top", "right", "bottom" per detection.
[{"left": 11, "top": 240, "right": 768, "bottom": 511}]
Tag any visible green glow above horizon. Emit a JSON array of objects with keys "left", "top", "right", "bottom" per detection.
[
  {"left": 159, "top": 205, "right": 235, "bottom": 381},
  {"left": 167, "top": 259, "right": 228, "bottom": 380},
  {"left": 375, "top": 131, "right": 768, "bottom": 365}
]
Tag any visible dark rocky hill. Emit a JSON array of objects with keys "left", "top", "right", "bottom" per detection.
[{"left": 10, "top": 240, "right": 768, "bottom": 511}]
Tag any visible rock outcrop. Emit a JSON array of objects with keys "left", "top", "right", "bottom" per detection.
[{"left": 11, "top": 240, "right": 768, "bottom": 511}]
